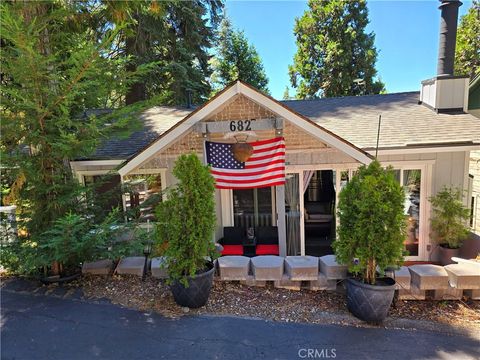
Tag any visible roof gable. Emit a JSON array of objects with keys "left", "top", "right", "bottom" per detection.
[{"left": 117, "top": 81, "right": 373, "bottom": 176}]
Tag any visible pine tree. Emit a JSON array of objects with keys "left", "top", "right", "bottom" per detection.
[
  {"left": 0, "top": 2, "right": 151, "bottom": 240},
  {"left": 283, "top": 86, "right": 292, "bottom": 100},
  {"left": 99, "top": 1, "right": 224, "bottom": 106},
  {"left": 289, "top": 0, "right": 385, "bottom": 99},
  {"left": 455, "top": 0, "right": 480, "bottom": 79},
  {"left": 212, "top": 18, "right": 269, "bottom": 93}
]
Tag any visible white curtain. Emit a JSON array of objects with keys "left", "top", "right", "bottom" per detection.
[
  {"left": 285, "top": 174, "right": 300, "bottom": 255},
  {"left": 303, "top": 170, "right": 315, "bottom": 194}
]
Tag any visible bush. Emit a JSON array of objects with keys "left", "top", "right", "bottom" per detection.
[
  {"left": 430, "top": 187, "right": 470, "bottom": 249},
  {"left": 16, "top": 209, "right": 144, "bottom": 276},
  {"left": 155, "top": 154, "right": 217, "bottom": 286},
  {"left": 333, "top": 160, "right": 406, "bottom": 285}
]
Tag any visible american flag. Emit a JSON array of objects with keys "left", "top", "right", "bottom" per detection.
[{"left": 205, "top": 137, "right": 286, "bottom": 189}]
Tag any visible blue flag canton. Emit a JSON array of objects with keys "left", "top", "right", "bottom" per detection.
[{"left": 206, "top": 141, "right": 244, "bottom": 169}]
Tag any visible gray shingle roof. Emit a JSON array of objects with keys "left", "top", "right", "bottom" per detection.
[
  {"left": 85, "top": 91, "right": 480, "bottom": 160},
  {"left": 90, "top": 106, "right": 193, "bottom": 160},
  {"left": 282, "top": 92, "right": 480, "bottom": 149}
]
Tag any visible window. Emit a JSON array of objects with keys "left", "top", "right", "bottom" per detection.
[
  {"left": 403, "top": 169, "right": 421, "bottom": 257},
  {"left": 123, "top": 174, "right": 163, "bottom": 222},
  {"left": 233, "top": 188, "right": 273, "bottom": 228},
  {"left": 84, "top": 174, "right": 122, "bottom": 212}
]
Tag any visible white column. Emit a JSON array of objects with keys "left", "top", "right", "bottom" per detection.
[{"left": 276, "top": 185, "right": 287, "bottom": 257}]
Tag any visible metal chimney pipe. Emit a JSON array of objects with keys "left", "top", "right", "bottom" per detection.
[{"left": 437, "top": 0, "right": 462, "bottom": 76}]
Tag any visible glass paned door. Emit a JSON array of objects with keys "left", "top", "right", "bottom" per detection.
[
  {"left": 285, "top": 173, "right": 301, "bottom": 255},
  {"left": 403, "top": 169, "right": 421, "bottom": 257}
]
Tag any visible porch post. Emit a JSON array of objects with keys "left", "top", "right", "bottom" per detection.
[{"left": 276, "top": 185, "right": 287, "bottom": 257}]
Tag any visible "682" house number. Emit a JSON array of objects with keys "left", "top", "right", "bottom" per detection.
[{"left": 229, "top": 119, "right": 255, "bottom": 131}]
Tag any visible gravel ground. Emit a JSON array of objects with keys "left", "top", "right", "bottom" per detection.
[{"left": 79, "top": 275, "right": 480, "bottom": 333}]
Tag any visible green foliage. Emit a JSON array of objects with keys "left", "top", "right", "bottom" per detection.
[
  {"left": 155, "top": 154, "right": 217, "bottom": 286},
  {"left": 289, "top": 0, "right": 385, "bottom": 98},
  {"left": 430, "top": 187, "right": 470, "bottom": 249},
  {"left": 8, "top": 209, "right": 144, "bottom": 274},
  {"left": 0, "top": 2, "right": 155, "bottom": 241},
  {"left": 455, "top": 0, "right": 480, "bottom": 78},
  {"left": 211, "top": 18, "right": 269, "bottom": 94},
  {"left": 333, "top": 161, "right": 406, "bottom": 285},
  {"left": 98, "top": 0, "right": 224, "bottom": 105}
]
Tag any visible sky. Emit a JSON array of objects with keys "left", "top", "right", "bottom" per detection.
[{"left": 225, "top": 0, "right": 473, "bottom": 99}]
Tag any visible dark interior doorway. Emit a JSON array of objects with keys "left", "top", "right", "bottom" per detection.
[{"left": 304, "top": 170, "right": 336, "bottom": 256}]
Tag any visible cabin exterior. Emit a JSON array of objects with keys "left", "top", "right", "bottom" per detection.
[{"left": 71, "top": 79, "right": 480, "bottom": 262}]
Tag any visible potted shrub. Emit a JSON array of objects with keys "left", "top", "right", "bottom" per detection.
[
  {"left": 430, "top": 187, "right": 470, "bottom": 265},
  {"left": 155, "top": 154, "right": 217, "bottom": 308},
  {"left": 333, "top": 160, "right": 406, "bottom": 323}
]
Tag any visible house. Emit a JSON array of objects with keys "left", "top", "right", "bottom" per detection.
[
  {"left": 468, "top": 74, "right": 480, "bottom": 234},
  {"left": 71, "top": 0, "right": 480, "bottom": 262}
]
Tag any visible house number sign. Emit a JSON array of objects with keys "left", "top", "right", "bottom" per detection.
[
  {"left": 195, "top": 118, "right": 283, "bottom": 134},
  {"left": 229, "top": 119, "right": 255, "bottom": 131}
]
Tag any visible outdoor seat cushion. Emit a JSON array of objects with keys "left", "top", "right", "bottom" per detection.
[
  {"left": 221, "top": 245, "right": 244, "bottom": 256},
  {"left": 220, "top": 227, "right": 246, "bottom": 245},
  {"left": 256, "top": 226, "right": 278, "bottom": 245},
  {"left": 256, "top": 244, "right": 279, "bottom": 255}
]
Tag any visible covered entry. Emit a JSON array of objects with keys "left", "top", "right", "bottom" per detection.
[{"left": 117, "top": 81, "right": 373, "bottom": 257}]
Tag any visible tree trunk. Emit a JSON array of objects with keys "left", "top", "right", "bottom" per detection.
[{"left": 125, "top": 13, "right": 147, "bottom": 105}]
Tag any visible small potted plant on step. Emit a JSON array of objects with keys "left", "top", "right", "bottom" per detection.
[
  {"left": 430, "top": 187, "right": 470, "bottom": 265},
  {"left": 155, "top": 154, "right": 217, "bottom": 308},
  {"left": 333, "top": 160, "right": 406, "bottom": 323}
]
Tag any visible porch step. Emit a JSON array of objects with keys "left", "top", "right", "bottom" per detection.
[
  {"left": 251, "top": 256, "right": 284, "bottom": 281},
  {"left": 82, "top": 259, "right": 113, "bottom": 275},
  {"left": 115, "top": 257, "right": 145, "bottom": 277},
  {"left": 151, "top": 257, "right": 168, "bottom": 279},
  {"left": 408, "top": 265, "right": 449, "bottom": 290},
  {"left": 217, "top": 256, "right": 250, "bottom": 281},
  {"left": 444, "top": 263, "right": 480, "bottom": 289},
  {"left": 284, "top": 256, "right": 318, "bottom": 281},
  {"left": 319, "top": 255, "right": 348, "bottom": 280}
]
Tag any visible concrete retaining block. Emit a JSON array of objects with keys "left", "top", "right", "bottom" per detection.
[
  {"left": 151, "top": 257, "right": 168, "bottom": 279},
  {"left": 240, "top": 275, "right": 266, "bottom": 287},
  {"left": 274, "top": 274, "right": 302, "bottom": 291},
  {"left": 82, "top": 259, "right": 113, "bottom": 275},
  {"left": 464, "top": 289, "right": 480, "bottom": 300},
  {"left": 217, "top": 256, "right": 250, "bottom": 281},
  {"left": 319, "top": 255, "right": 347, "bottom": 280},
  {"left": 251, "top": 256, "right": 284, "bottom": 281},
  {"left": 115, "top": 257, "right": 145, "bottom": 277},
  {"left": 284, "top": 256, "right": 318, "bottom": 281},
  {"left": 393, "top": 266, "right": 411, "bottom": 290},
  {"left": 306, "top": 273, "right": 337, "bottom": 291},
  {"left": 444, "top": 263, "right": 480, "bottom": 289},
  {"left": 408, "top": 265, "right": 449, "bottom": 290},
  {"left": 397, "top": 285, "right": 426, "bottom": 300},
  {"left": 432, "top": 287, "right": 463, "bottom": 300}
]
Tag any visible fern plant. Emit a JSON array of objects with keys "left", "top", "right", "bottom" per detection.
[
  {"left": 333, "top": 161, "right": 406, "bottom": 285},
  {"left": 155, "top": 154, "right": 217, "bottom": 286},
  {"left": 430, "top": 187, "right": 470, "bottom": 249}
]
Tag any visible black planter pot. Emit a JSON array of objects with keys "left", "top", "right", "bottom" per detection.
[
  {"left": 438, "top": 245, "right": 460, "bottom": 265},
  {"left": 170, "top": 262, "right": 215, "bottom": 308},
  {"left": 346, "top": 277, "right": 396, "bottom": 324}
]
